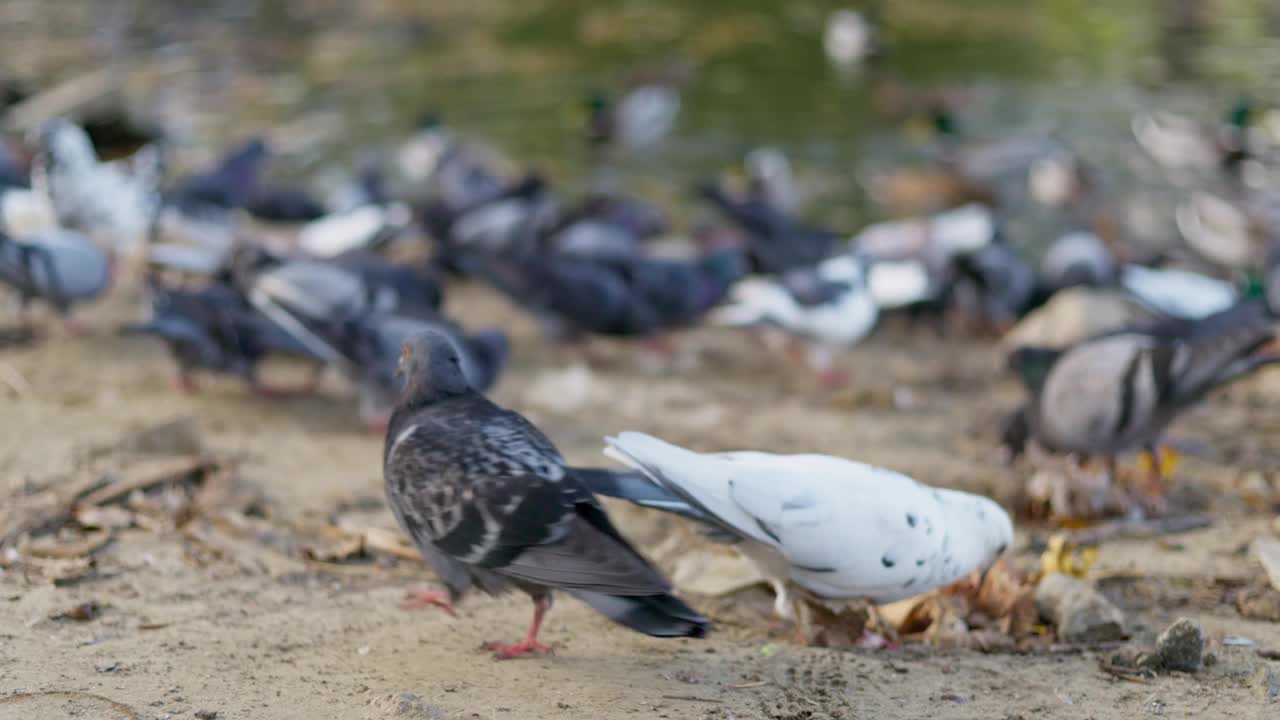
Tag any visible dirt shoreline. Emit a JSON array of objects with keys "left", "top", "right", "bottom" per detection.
[{"left": 3, "top": 283, "right": 1280, "bottom": 719}]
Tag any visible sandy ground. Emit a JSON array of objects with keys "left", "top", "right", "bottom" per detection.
[{"left": 4, "top": 282, "right": 1280, "bottom": 720}]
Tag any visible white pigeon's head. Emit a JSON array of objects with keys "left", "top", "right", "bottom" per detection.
[
  {"left": 934, "top": 488, "right": 1013, "bottom": 576},
  {"left": 32, "top": 119, "right": 98, "bottom": 172}
]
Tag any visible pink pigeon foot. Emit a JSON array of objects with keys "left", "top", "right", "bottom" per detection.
[
  {"left": 484, "top": 596, "right": 552, "bottom": 660},
  {"left": 483, "top": 638, "right": 553, "bottom": 660},
  {"left": 401, "top": 590, "right": 456, "bottom": 617}
]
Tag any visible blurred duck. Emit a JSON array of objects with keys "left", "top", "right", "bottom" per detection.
[
  {"left": 1132, "top": 97, "right": 1257, "bottom": 178},
  {"left": 586, "top": 84, "right": 681, "bottom": 153},
  {"left": 823, "top": 9, "right": 877, "bottom": 70},
  {"left": 1175, "top": 191, "right": 1269, "bottom": 272}
]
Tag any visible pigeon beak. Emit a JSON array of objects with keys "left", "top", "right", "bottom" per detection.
[{"left": 977, "top": 563, "right": 994, "bottom": 592}]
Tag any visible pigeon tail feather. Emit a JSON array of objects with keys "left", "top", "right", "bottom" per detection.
[{"left": 567, "top": 589, "right": 708, "bottom": 638}]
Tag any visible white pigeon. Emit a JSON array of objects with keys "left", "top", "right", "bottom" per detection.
[
  {"left": 1119, "top": 264, "right": 1238, "bottom": 320},
  {"left": 29, "top": 119, "right": 164, "bottom": 256},
  {"left": 602, "top": 432, "right": 1013, "bottom": 628},
  {"left": 710, "top": 253, "right": 878, "bottom": 385},
  {"left": 0, "top": 187, "right": 59, "bottom": 238},
  {"left": 297, "top": 203, "right": 412, "bottom": 258}
]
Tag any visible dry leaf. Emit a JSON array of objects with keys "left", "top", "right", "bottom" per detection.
[{"left": 73, "top": 506, "right": 135, "bottom": 530}]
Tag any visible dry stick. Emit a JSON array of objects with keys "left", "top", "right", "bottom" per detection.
[
  {"left": 77, "top": 456, "right": 211, "bottom": 507},
  {"left": 362, "top": 526, "right": 423, "bottom": 561},
  {"left": 1098, "top": 662, "right": 1153, "bottom": 684},
  {"left": 661, "top": 695, "right": 723, "bottom": 704},
  {"left": 1061, "top": 513, "right": 1212, "bottom": 547},
  {"left": 0, "top": 474, "right": 111, "bottom": 548},
  {"left": 25, "top": 529, "right": 113, "bottom": 559},
  {"left": 0, "top": 691, "right": 140, "bottom": 719}
]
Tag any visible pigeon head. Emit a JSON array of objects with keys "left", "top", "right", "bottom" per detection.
[
  {"left": 398, "top": 330, "right": 471, "bottom": 405},
  {"left": 933, "top": 488, "right": 1014, "bottom": 580},
  {"left": 1006, "top": 345, "right": 1062, "bottom": 392},
  {"left": 701, "top": 246, "right": 748, "bottom": 286},
  {"left": 32, "top": 119, "right": 97, "bottom": 171}
]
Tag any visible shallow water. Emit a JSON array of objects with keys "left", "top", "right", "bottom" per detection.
[{"left": 4, "top": 0, "right": 1279, "bottom": 239}]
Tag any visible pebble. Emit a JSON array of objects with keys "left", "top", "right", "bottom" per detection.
[
  {"left": 1252, "top": 668, "right": 1280, "bottom": 699},
  {"left": 1141, "top": 617, "right": 1205, "bottom": 673},
  {"left": 1035, "top": 574, "right": 1127, "bottom": 643}
]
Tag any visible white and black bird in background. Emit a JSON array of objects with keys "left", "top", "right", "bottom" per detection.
[
  {"left": 383, "top": 331, "right": 708, "bottom": 659},
  {"left": 29, "top": 118, "right": 165, "bottom": 256}
]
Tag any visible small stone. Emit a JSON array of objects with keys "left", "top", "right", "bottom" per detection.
[
  {"left": 194, "top": 711, "right": 219, "bottom": 720},
  {"left": 1252, "top": 668, "right": 1280, "bottom": 699},
  {"left": 364, "top": 692, "right": 446, "bottom": 719},
  {"left": 1035, "top": 574, "right": 1126, "bottom": 643},
  {"left": 1141, "top": 617, "right": 1205, "bottom": 673},
  {"left": 94, "top": 660, "right": 120, "bottom": 673}
]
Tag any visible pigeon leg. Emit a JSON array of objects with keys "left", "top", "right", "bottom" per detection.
[
  {"left": 484, "top": 596, "right": 553, "bottom": 659},
  {"left": 175, "top": 372, "right": 199, "bottom": 394},
  {"left": 61, "top": 316, "right": 89, "bottom": 337},
  {"left": 807, "top": 344, "right": 850, "bottom": 390},
  {"left": 1137, "top": 445, "right": 1171, "bottom": 515},
  {"left": 861, "top": 604, "right": 898, "bottom": 650},
  {"left": 252, "top": 365, "right": 324, "bottom": 398},
  {"left": 401, "top": 589, "right": 457, "bottom": 616}
]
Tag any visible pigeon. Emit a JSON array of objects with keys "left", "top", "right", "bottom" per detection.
[
  {"left": 1, "top": 187, "right": 59, "bottom": 239},
  {"left": 296, "top": 203, "right": 413, "bottom": 258},
  {"left": 423, "top": 174, "right": 557, "bottom": 270},
  {"left": 1040, "top": 231, "right": 1116, "bottom": 291},
  {"left": 124, "top": 281, "right": 326, "bottom": 394},
  {"left": 345, "top": 312, "right": 509, "bottom": 430},
  {"left": 1119, "top": 264, "right": 1238, "bottom": 320},
  {"left": 711, "top": 253, "right": 878, "bottom": 387},
  {"left": 697, "top": 183, "right": 837, "bottom": 274},
  {"left": 0, "top": 141, "right": 29, "bottom": 190},
  {"left": 242, "top": 253, "right": 444, "bottom": 373},
  {"left": 953, "top": 237, "right": 1042, "bottom": 328},
  {"left": 167, "top": 135, "right": 326, "bottom": 222},
  {"left": 599, "top": 432, "right": 1012, "bottom": 639},
  {"left": 465, "top": 245, "right": 746, "bottom": 340},
  {"left": 745, "top": 147, "right": 800, "bottom": 215},
  {"left": 167, "top": 137, "right": 268, "bottom": 214},
  {"left": 0, "top": 228, "right": 111, "bottom": 330},
  {"left": 1007, "top": 295, "right": 1280, "bottom": 497},
  {"left": 29, "top": 119, "right": 165, "bottom": 255},
  {"left": 543, "top": 192, "right": 667, "bottom": 259},
  {"left": 383, "top": 331, "right": 708, "bottom": 658}
]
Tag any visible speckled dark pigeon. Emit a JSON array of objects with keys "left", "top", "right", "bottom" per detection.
[{"left": 383, "top": 331, "right": 708, "bottom": 658}]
